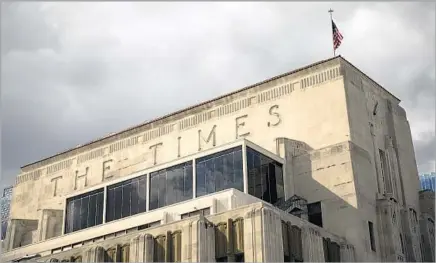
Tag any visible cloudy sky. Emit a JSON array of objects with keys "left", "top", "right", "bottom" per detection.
[{"left": 1, "top": 2, "right": 435, "bottom": 191}]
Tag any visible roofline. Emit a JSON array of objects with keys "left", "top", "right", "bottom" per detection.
[
  {"left": 21, "top": 56, "right": 342, "bottom": 169},
  {"left": 21, "top": 55, "right": 401, "bottom": 170},
  {"left": 339, "top": 56, "right": 401, "bottom": 102}
]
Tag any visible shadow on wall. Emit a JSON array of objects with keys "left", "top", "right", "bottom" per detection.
[{"left": 275, "top": 136, "right": 408, "bottom": 262}]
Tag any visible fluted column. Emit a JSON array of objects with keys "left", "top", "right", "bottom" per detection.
[
  {"left": 340, "top": 243, "right": 356, "bottom": 262},
  {"left": 243, "top": 206, "right": 284, "bottom": 262},
  {"left": 262, "top": 207, "right": 284, "bottom": 262},
  {"left": 181, "top": 217, "right": 215, "bottom": 262},
  {"left": 83, "top": 246, "right": 105, "bottom": 262},
  {"left": 302, "top": 227, "right": 324, "bottom": 262},
  {"left": 243, "top": 208, "right": 263, "bottom": 262},
  {"left": 129, "top": 233, "right": 154, "bottom": 262}
]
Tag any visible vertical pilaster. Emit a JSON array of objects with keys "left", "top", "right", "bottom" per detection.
[
  {"left": 129, "top": 233, "right": 154, "bottom": 262},
  {"left": 82, "top": 246, "right": 105, "bottom": 262},
  {"left": 302, "top": 226, "right": 324, "bottom": 262},
  {"left": 340, "top": 243, "right": 356, "bottom": 262},
  {"left": 182, "top": 218, "right": 214, "bottom": 262}
]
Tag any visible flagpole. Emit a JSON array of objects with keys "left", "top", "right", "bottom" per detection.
[{"left": 328, "top": 9, "right": 335, "bottom": 57}]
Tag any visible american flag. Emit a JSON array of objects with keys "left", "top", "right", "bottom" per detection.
[{"left": 332, "top": 20, "right": 343, "bottom": 50}]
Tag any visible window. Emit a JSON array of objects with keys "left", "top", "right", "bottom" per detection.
[
  {"left": 196, "top": 146, "right": 243, "bottom": 197},
  {"left": 368, "top": 221, "right": 376, "bottom": 251},
  {"left": 307, "top": 202, "right": 323, "bottom": 227},
  {"left": 138, "top": 220, "right": 161, "bottom": 230},
  {"left": 150, "top": 161, "right": 193, "bottom": 210},
  {"left": 106, "top": 174, "right": 147, "bottom": 222},
  {"left": 65, "top": 188, "right": 104, "bottom": 234},
  {"left": 246, "top": 147, "right": 284, "bottom": 206},
  {"left": 379, "top": 149, "right": 393, "bottom": 194},
  {"left": 181, "top": 207, "right": 210, "bottom": 219}
]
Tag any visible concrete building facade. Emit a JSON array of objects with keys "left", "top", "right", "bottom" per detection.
[{"left": 0, "top": 56, "right": 427, "bottom": 262}]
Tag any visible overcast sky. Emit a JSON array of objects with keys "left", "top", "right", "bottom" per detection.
[{"left": 1, "top": 2, "right": 435, "bottom": 191}]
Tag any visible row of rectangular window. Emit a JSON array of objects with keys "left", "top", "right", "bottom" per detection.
[{"left": 65, "top": 146, "right": 284, "bottom": 234}]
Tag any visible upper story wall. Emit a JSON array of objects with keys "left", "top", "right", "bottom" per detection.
[
  {"left": 10, "top": 57, "right": 352, "bottom": 221},
  {"left": 340, "top": 59, "right": 420, "bottom": 210}
]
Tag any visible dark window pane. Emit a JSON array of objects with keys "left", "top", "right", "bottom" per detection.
[
  {"left": 246, "top": 147, "right": 284, "bottom": 207},
  {"left": 196, "top": 162, "right": 206, "bottom": 197},
  {"left": 150, "top": 173, "right": 159, "bottom": 210},
  {"left": 215, "top": 156, "right": 224, "bottom": 192},
  {"left": 106, "top": 186, "right": 114, "bottom": 222},
  {"left": 65, "top": 188, "right": 104, "bottom": 234},
  {"left": 196, "top": 146, "right": 243, "bottom": 197},
  {"left": 88, "top": 194, "right": 97, "bottom": 227},
  {"left": 80, "top": 197, "right": 89, "bottom": 230},
  {"left": 223, "top": 152, "right": 233, "bottom": 189},
  {"left": 122, "top": 183, "right": 132, "bottom": 218},
  {"left": 234, "top": 150, "right": 244, "bottom": 192},
  {"left": 114, "top": 186, "right": 123, "bottom": 220},
  {"left": 72, "top": 199, "right": 81, "bottom": 232},
  {"left": 138, "top": 177, "right": 147, "bottom": 213},
  {"left": 184, "top": 164, "right": 193, "bottom": 199},
  {"left": 95, "top": 191, "right": 103, "bottom": 225},
  {"left": 158, "top": 171, "right": 167, "bottom": 208},
  {"left": 166, "top": 169, "right": 177, "bottom": 206},
  {"left": 130, "top": 179, "right": 139, "bottom": 215},
  {"left": 205, "top": 159, "right": 215, "bottom": 194}
]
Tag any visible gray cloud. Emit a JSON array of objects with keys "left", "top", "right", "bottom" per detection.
[{"left": 1, "top": 2, "right": 435, "bottom": 191}]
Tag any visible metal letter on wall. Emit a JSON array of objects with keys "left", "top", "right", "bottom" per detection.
[
  {"left": 235, "top": 115, "right": 250, "bottom": 139},
  {"left": 149, "top": 142, "right": 163, "bottom": 165},
  {"left": 51, "top": 176, "right": 63, "bottom": 197},
  {"left": 198, "top": 125, "right": 217, "bottom": 151},
  {"left": 267, "top": 105, "right": 281, "bottom": 127},
  {"left": 74, "top": 167, "right": 89, "bottom": 190}
]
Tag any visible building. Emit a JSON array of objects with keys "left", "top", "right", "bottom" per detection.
[
  {"left": 419, "top": 172, "right": 436, "bottom": 192},
  {"left": 1, "top": 56, "right": 427, "bottom": 262},
  {"left": 1, "top": 186, "right": 13, "bottom": 240},
  {"left": 418, "top": 190, "right": 435, "bottom": 262}
]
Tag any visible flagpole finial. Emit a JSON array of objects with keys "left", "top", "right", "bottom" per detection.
[{"left": 328, "top": 8, "right": 334, "bottom": 13}]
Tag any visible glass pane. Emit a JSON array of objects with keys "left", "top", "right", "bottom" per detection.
[
  {"left": 80, "top": 197, "right": 89, "bottom": 230},
  {"left": 214, "top": 155, "right": 224, "bottom": 192},
  {"left": 106, "top": 187, "right": 114, "bottom": 222},
  {"left": 122, "top": 183, "right": 132, "bottom": 218},
  {"left": 234, "top": 150, "right": 244, "bottom": 192},
  {"left": 114, "top": 186, "right": 123, "bottom": 220},
  {"left": 223, "top": 152, "right": 233, "bottom": 189},
  {"left": 150, "top": 173, "right": 159, "bottom": 210},
  {"left": 167, "top": 169, "right": 177, "bottom": 205},
  {"left": 131, "top": 179, "right": 139, "bottom": 216},
  {"left": 196, "top": 162, "right": 206, "bottom": 197},
  {"left": 72, "top": 199, "right": 81, "bottom": 232},
  {"left": 158, "top": 171, "right": 167, "bottom": 208},
  {"left": 184, "top": 164, "right": 193, "bottom": 200},
  {"left": 88, "top": 194, "right": 97, "bottom": 227},
  {"left": 96, "top": 191, "right": 104, "bottom": 225},
  {"left": 205, "top": 159, "right": 215, "bottom": 194},
  {"left": 254, "top": 154, "right": 262, "bottom": 199},
  {"left": 247, "top": 149, "right": 255, "bottom": 195},
  {"left": 138, "top": 176, "right": 147, "bottom": 213}
]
